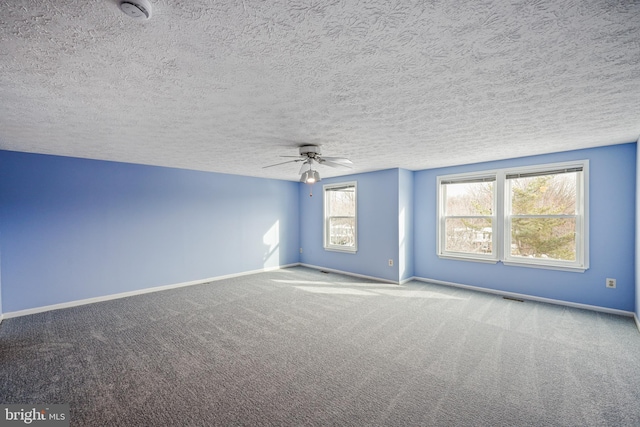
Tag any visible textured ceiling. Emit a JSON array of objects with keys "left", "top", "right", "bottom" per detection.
[{"left": 1, "top": 0, "right": 639, "bottom": 181}]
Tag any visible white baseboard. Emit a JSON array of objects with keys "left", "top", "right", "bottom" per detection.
[
  {"left": 399, "top": 276, "right": 414, "bottom": 285},
  {"left": 1, "top": 263, "right": 299, "bottom": 320},
  {"left": 299, "top": 263, "right": 399, "bottom": 284},
  {"left": 3, "top": 265, "right": 636, "bottom": 324},
  {"left": 412, "top": 276, "right": 635, "bottom": 318}
]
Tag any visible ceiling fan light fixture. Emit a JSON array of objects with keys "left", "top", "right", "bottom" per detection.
[
  {"left": 300, "top": 169, "right": 320, "bottom": 184},
  {"left": 262, "top": 144, "right": 351, "bottom": 182},
  {"left": 119, "top": 0, "right": 152, "bottom": 20}
]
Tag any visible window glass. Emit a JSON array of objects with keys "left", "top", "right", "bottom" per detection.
[
  {"left": 508, "top": 170, "right": 580, "bottom": 263},
  {"left": 510, "top": 217, "right": 576, "bottom": 261},
  {"left": 444, "top": 181, "right": 494, "bottom": 216},
  {"left": 510, "top": 173, "right": 577, "bottom": 215},
  {"left": 440, "top": 178, "right": 496, "bottom": 259},
  {"left": 324, "top": 183, "right": 357, "bottom": 252},
  {"left": 437, "top": 162, "right": 588, "bottom": 272},
  {"left": 444, "top": 217, "right": 493, "bottom": 254}
]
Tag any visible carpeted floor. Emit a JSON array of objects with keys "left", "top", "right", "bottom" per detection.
[{"left": 1, "top": 266, "right": 639, "bottom": 426}]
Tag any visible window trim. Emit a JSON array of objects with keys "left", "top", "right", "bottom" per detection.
[
  {"left": 437, "top": 171, "right": 499, "bottom": 263},
  {"left": 502, "top": 160, "right": 589, "bottom": 272},
  {"left": 323, "top": 181, "right": 357, "bottom": 253},
  {"left": 437, "top": 160, "right": 589, "bottom": 272}
]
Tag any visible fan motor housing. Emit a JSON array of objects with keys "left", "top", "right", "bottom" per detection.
[{"left": 299, "top": 145, "right": 321, "bottom": 156}]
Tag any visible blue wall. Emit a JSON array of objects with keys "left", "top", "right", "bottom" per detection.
[
  {"left": 399, "top": 169, "right": 414, "bottom": 282},
  {"left": 0, "top": 151, "right": 300, "bottom": 313},
  {"left": 636, "top": 143, "right": 640, "bottom": 320},
  {"left": 299, "top": 169, "right": 400, "bottom": 282},
  {"left": 414, "top": 144, "right": 636, "bottom": 312},
  {"left": 0, "top": 231, "right": 3, "bottom": 319},
  {"left": 1, "top": 144, "right": 637, "bottom": 315}
]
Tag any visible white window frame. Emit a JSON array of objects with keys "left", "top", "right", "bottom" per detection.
[
  {"left": 323, "top": 181, "right": 357, "bottom": 253},
  {"left": 502, "top": 161, "right": 588, "bottom": 272},
  {"left": 437, "top": 172, "right": 498, "bottom": 263},
  {"left": 437, "top": 160, "right": 589, "bottom": 272}
]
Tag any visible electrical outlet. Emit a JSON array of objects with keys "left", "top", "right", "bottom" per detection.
[
  {"left": 299, "top": 248, "right": 303, "bottom": 254},
  {"left": 388, "top": 259, "right": 393, "bottom": 266},
  {"left": 606, "top": 278, "right": 616, "bottom": 289}
]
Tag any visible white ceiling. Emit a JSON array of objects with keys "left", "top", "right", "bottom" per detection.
[{"left": 1, "top": 0, "right": 639, "bottom": 181}]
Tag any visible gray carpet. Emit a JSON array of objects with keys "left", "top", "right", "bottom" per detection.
[{"left": 1, "top": 266, "right": 639, "bottom": 426}]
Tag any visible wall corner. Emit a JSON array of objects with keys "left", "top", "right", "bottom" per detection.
[{"left": 398, "top": 168, "right": 415, "bottom": 283}]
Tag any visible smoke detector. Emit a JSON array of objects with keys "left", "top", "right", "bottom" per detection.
[{"left": 119, "top": 0, "right": 152, "bottom": 20}]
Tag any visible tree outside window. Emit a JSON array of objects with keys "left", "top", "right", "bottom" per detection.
[{"left": 508, "top": 171, "right": 579, "bottom": 262}]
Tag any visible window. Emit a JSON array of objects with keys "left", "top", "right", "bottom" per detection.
[
  {"left": 504, "top": 165, "right": 586, "bottom": 270},
  {"left": 324, "top": 182, "right": 357, "bottom": 252},
  {"left": 437, "top": 161, "right": 588, "bottom": 272},
  {"left": 438, "top": 174, "right": 497, "bottom": 261}
]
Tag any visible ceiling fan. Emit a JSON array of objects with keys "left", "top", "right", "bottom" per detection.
[{"left": 263, "top": 145, "right": 353, "bottom": 183}]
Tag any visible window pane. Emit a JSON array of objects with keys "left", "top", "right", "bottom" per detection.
[
  {"left": 444, "top": 182, "right": 494, "bottom": 216},
  {"left": 510, "top": 173, "right": 577, "bottom": 215},
  {"left": 328, "top": 189, "right": 355, "bottom": 216},
  {"left": 444, "top": 218, "right": 493, "bottom": 254},
  {"left": 510, "top": 217, "right": 576, "bottom": 261},
  {"left": 329, "top": 217, "right": 355, "bottom": 246}
]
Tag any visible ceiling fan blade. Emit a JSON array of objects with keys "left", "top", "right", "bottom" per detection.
[
  {"left": 321, "top": 156, "right": 353, "bottom": 165},
  {"left": 319, "top": 158, "right": 352, "bottom": 168},
  {"left": 299, "top": 160, "right": 310, "bottom": 174},
  {"left": 262, "top": 159, "right": 303, "bottom": 169}
]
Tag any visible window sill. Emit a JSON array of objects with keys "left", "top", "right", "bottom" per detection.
[
  {"left": 502, "top": 260, "right": 587, "bottom": 273},
  {"left": 437, "top": 255, "right": 587, "bottom": 272},
  {"left": 438, "top": 254, "right": 498, "bottom": 264},
  {"left": 324, "top": 246, "right": 357, "bottom": 254}
]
